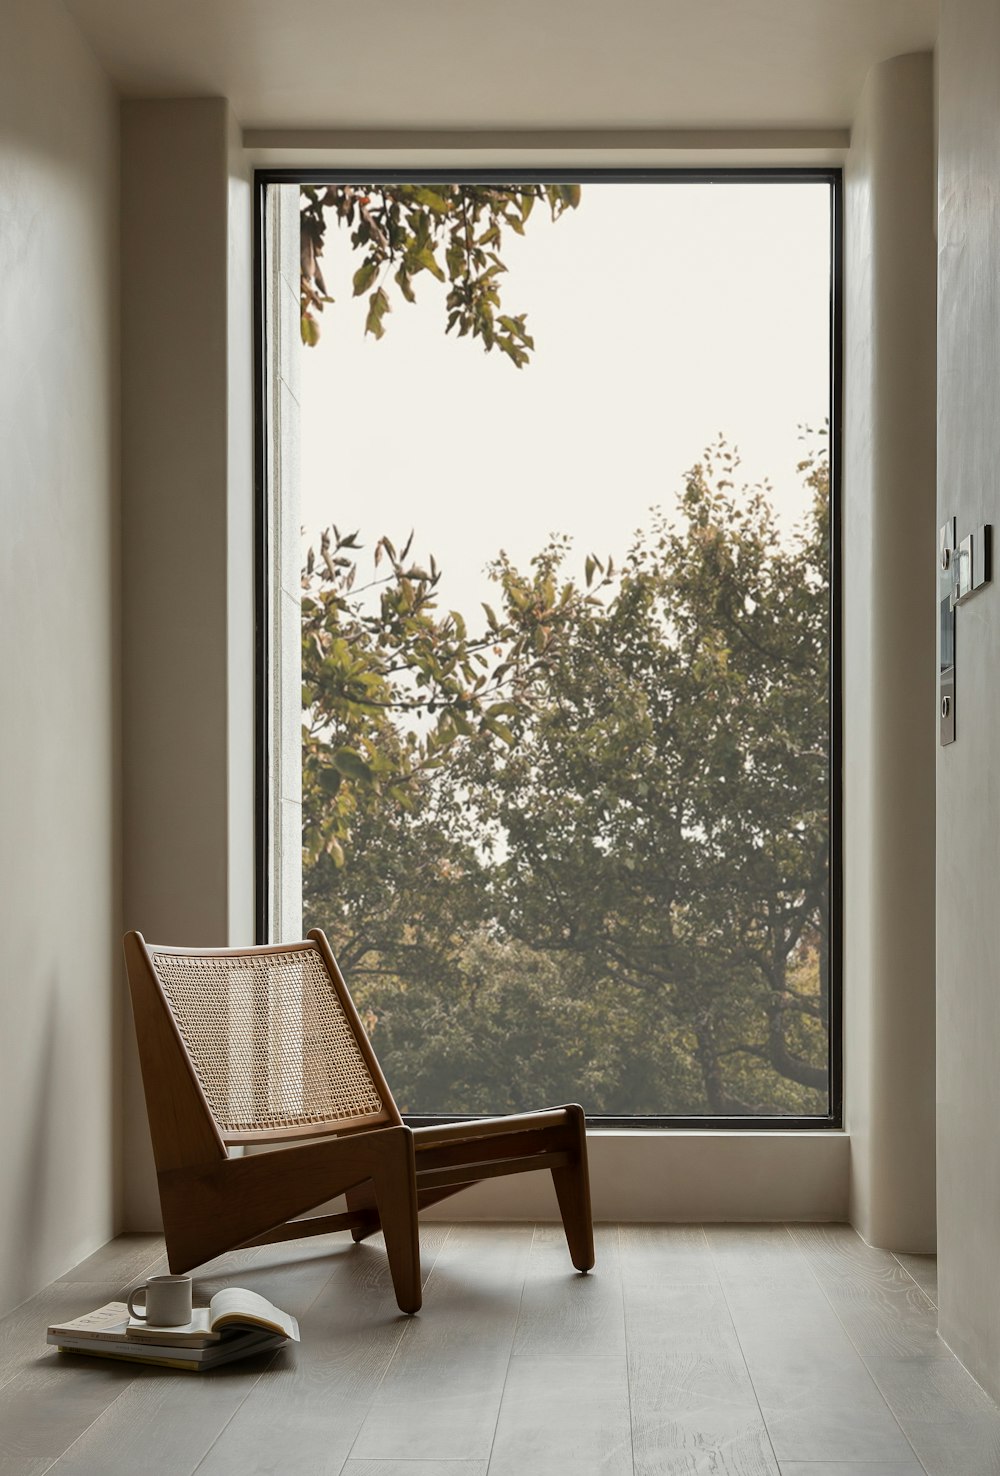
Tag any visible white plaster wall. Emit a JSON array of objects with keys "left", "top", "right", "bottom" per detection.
[
  {"left": 120, "top": 99, "right": 255, "bottom": 1228},
  {"left": 936, "top": 0, "right": 1000, "bottom": 1398},
  {"left": 0, "top": 0, "right": 119, "bottom": 1315},
  {"left": 844, "top": 52, "right": 937, "bottom": 1252}
]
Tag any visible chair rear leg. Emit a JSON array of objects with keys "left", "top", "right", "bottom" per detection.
[
  {"left": 552, "top": 1105, "right": 595, "bottom": 1272},
  {"left": 372, "top": 1127, "right": 422, "bottom": 1313},
  {"left": 345, "top": 1183, "right": 381, "bottom": 1243}
]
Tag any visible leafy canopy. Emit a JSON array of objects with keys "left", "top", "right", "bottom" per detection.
[
  {"left": 300, "top": 183, "right": 581, "bottom": 366},
  {"left": 301, "top": 437, "right": 831, "bottom": 1118}
]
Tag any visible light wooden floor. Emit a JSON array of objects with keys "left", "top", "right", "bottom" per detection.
[{"left": 0, "top": 1222, "right": 988, "bottom": 1475}]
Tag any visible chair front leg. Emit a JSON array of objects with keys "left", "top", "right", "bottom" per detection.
[
  {"left": 370, "top": 1126, "right": 422, "bottom": 1313},
  {"left": 551, "top": 1104, "right": 595, "bottom": 1272}
]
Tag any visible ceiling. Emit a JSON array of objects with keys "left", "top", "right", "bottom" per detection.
[{"left": 63, "top": 0, "right": 938, "bottom": 132}]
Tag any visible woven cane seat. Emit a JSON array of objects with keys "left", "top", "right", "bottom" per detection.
[{"left": 148, "top": 945, "right": 384, "bottom": 1135}]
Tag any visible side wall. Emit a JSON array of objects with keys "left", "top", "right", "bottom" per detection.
[
  {"left": 120, "top": 99, "right": 254, "bottom": 1226},
  {"left": 0, "top": 0, "right": 120, "bottom": 1314},
  {"left": 844, "top": 52, "right": 937, "bottom": 1251},
  {"left": 936, "top": 0, "right": 1000, "bottom": 1396}
]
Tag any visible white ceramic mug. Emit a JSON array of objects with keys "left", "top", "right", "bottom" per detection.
[{"left": 127, "top": 1273, "right": 193, "bottom": 1327}]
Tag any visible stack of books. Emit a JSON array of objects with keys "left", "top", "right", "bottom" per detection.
[{"left": 47, "top": 1287, "right": 300, "bottom": 1372}]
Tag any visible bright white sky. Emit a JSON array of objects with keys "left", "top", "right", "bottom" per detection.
[{"left": 298, "top": 181, "right": 830, "bottom": 621}]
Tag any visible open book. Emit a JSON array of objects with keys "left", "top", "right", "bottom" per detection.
[
  {"left": 46, "top": 1295, "right": 296, "bottom": 1372},
  {"left": 127, "top": 1288, "right": 299, "bottom": 1347}
]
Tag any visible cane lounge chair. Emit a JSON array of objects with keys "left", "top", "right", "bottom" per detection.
[{"left": 123, "top": 928, "right": 594, "bottom": 1313}]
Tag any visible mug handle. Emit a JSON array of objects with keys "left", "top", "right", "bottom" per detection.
[{"left": 126, "top": 1285, "right": 147, "bottom": 1320}]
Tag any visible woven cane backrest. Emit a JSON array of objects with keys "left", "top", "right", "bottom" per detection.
[{"left": 147, "top": 944, "right": 386, "bottom": 1138}]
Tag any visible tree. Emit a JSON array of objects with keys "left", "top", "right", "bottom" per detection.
[
  {"left": 461, "top": 437, "right": 830, "bottom": 1114},
  {"left": 300, "top": 437, "right": 831, "bottom": 1117},
  {"left": 300, "top": 184, "right": 581, "bottom": 364}
]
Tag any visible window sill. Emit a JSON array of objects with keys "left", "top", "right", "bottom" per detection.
[{"left": 419, "top": 1127, "right": 850, "bottom": 1223}]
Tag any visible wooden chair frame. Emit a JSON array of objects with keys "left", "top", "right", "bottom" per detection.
[{"left": 123, "top": 928, "right": 594, "bottom": 1313}]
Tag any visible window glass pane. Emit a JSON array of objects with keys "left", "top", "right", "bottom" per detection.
[{"left": 266, "top": 176, "right": 835, "bottom": 1121}]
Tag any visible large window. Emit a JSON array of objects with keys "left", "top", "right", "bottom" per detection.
[{"left": 257, "top": 170, "right": 841, "bottom": 1127}]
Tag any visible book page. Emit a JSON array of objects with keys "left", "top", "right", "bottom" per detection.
[{"left": 208, "top": 1287, "right": 299, "bottom": 1341}]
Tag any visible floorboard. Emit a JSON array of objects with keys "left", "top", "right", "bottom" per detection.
[
  {"left": 54, "top": 1235, "right": 164, "bottom": 1290},
  {"left": 3, "top": 1224, "right": 996, "bottom": 1476},
  {"left": 342, "top": 1465, "right": 487, "bottom": 1476},
  {"left": 893, "top": 1252, "right": 938, "bottom": 1307},
  {"left": 864, "top": 1353, "right": 1000, "bottom": 1476},
  {"left": 192, "top": 1226, "right": 451, "bottom": 1476},
  {"left": 0, "top": 1355, "right": 135, "bottom": 1466},
  {"left": 628, "top": 1347, "right": 777, "bottom": 1476},
  {"left": 490, "top": 1352, "right": 632, "bottom": 1476},
  {"left": 511, "top": 1224, "right": 624, "bottom": 1359},
  {"left": 349, "top": 1224, "right": 532, "bottom": 1464},
  {"left": 779, "top": 1465, "right": 924, "bottom": 1475}
]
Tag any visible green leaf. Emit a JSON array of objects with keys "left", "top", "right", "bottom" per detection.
[
  {"left": 446, "top": 242, "right": 466, "bottom": 281},
  {"left": 364, "top": 287, "right": 391, "bottom": 340},
  {"left": 394, "top": 265, "right": 416, "bottom": 303},
  {"left": 387, "top": 785, "right": 416, "bottom": 812},
  {"left": 332, "top": 747, "right": 375, "bottom": 784},
  {"left": 487, "top": 720, "right": 516, "bottom": 747},
  {"left": 301, "top": 313, "right": 320, "bottom": 346},
  {"left": 411, "top": 186, "right": 452, "bottom": 215},
  {"left": 417, "top": 247, "right": 446, "bottom": 283},
  {"left": 352, "top": 259, "right": 378, "bottom": 296}
]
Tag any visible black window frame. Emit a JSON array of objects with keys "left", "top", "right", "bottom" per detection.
[{"left": 253, "top": 166, "right": 844, "bottom": 1132}]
